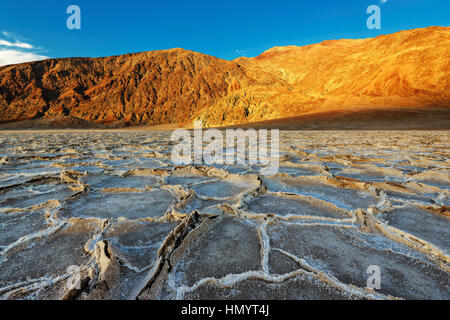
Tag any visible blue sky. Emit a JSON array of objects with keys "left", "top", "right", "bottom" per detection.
[{"left": 0, "top": 0, "right": 449, "bottom": 65}]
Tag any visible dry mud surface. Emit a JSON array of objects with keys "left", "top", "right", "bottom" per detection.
[{"left": 0, "top": 130, "right": 449, "bottom": 300}]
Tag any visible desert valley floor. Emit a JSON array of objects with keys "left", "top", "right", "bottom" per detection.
[{"left": 0, "top": 130, "right": 449, "bottom": 300}]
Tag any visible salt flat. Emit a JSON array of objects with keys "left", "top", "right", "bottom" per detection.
[{"left": 0, "top": 130, "right": 448, "bottom": 300}]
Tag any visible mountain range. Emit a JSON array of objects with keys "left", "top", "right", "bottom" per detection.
[{"left": 0, "top": 26, "right": 449, "bottom": 129}]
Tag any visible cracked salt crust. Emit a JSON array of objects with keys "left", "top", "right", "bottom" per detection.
[{"left": 0, "top": 130, "right": 448, "bottom": 300}]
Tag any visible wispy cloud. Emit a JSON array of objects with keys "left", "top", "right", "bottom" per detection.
[
  {"left": 0, "top": 39, "right": 34, "bottom": 49},
  {"left": 0, "top": 32, "right": 49, "bottom": 66},
  {"left": 0, "top": 49, "right": 49, "bottom": 66},
  {"left": 234, "top": 49, "right": 247, "bottom": 57}
]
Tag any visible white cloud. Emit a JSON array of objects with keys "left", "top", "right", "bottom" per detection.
[
  {"left": 0, "top": 49, "right": 49, "bottom": 66},
  {"left": 234, "top": 49, "right": 247, "bottom": 57},
  {"left": 0, "top": 39, "right": 34, "bottom": 49},
  {"left": 0, "top": 32, "right": 49, "bottom": 66}
]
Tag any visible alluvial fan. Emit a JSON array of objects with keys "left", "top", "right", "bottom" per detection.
[{"left": 0, "top": 130, "right": 449, "bottom": 300}]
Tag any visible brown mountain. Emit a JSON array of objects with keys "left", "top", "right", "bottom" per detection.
[
  {"left": 0, "top": 26, "right": 449, "bottom": 129},
  {"left": 0, "top": 49, "right": 254, "bottom": 127}
]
